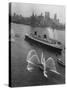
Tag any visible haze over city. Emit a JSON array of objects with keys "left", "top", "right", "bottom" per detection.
[{"left": 11, "top": 3, "right": 65, "bottom": 24}]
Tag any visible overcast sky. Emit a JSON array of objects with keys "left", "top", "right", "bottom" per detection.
[{"left": 11, "top": 3, "right": 65, "bottom": 24}]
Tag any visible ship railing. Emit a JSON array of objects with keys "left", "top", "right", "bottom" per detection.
[{"left": 30, "top": 32, "right": 62, "bottom": 49}]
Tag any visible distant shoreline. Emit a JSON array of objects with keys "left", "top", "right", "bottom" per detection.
[
  {"left": 10, "top": 12, "right": 65, "bottom": 30},
  {"left": 11, "top": 22, "right": 65, "bottom": 31}
]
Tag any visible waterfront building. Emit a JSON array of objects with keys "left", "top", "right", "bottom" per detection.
[
  {"left": 45, "top": 12, "right": 50, "bottom": 20},
  {"left": 53, "top": 14, "right": 59, "bottom": 25}
]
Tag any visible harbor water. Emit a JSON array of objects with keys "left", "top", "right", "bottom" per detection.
[{"left": 11, "top": 23, "right": 65, "bottom": 87}]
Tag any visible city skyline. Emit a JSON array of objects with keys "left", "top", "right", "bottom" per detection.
[{"left": 11, "top": 3, "right": 65, "bottom": 24}]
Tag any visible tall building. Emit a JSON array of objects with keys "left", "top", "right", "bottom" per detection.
[
  {"left": 39, "top": 13, "right": 44, "bottom": 25},
  {"left": 53, "top": 14, "right": 59, "bottom": 24},
  {"left": 54, "top": 14, "right": 57, "bottom": 20},
  {"left": 45, "top": 12, "right": 50, "bottom": 20}
]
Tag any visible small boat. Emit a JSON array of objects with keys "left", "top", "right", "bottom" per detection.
[
  {"left": 25, "top": 32, "right": 63, "bottom": 52},
  {"left": 57, "top": 58, "right": 65, "bottom": 67},
  {"left": 57, "top": 50, "right": 65, "bottom": 67}
]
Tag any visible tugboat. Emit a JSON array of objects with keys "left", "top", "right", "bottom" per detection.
[
  {"left": 57, "top": 48, "right": 65, "bottom": 67},
  {"left": 25, "top": 28, "right": 63, "bottom": 52}
]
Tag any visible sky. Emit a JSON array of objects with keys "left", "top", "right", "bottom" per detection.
[{"left": 11, "top": 3, "right": 65, "bottom": 24}]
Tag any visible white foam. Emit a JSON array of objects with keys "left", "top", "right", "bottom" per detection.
[{"left": 26, "top": 49, "right": 60, "bottom": 77}]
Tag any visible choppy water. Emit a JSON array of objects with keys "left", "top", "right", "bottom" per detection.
[{"left": 11, "top": 23, "right": 65, "bottom": 87}]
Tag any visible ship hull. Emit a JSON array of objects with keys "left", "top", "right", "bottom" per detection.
[{"left": 25, "top": 34, "right": 62, "bottom": 53}]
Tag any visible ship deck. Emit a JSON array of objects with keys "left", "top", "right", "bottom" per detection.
[{"left": 25, "top": 33, "right": 62, "bottom": 51}]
